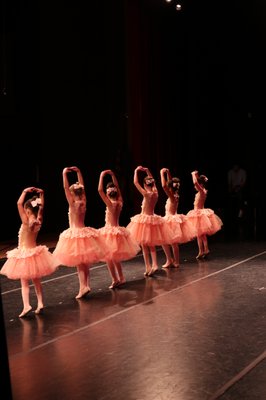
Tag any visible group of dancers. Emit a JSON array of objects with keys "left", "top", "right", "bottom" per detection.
[{"left": 0, "top": 165, "right": 223, "bottom": 318}]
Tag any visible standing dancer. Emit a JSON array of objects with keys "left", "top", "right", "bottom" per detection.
[
  {"left": 186, "top": 170, "right": 223, "bottom": 259},
  {"left": 127, "top": 166, "right": 173, "bottom": 276},
  {"left": 53, "top": 166, "right": 107, "bottom": 298},
  {"left": 1, "top": 187, "right": 58, "bottom": 317},
  {"left": 160, "top": 167, "right": 196, "bottom": 268},
  {"left": 98, "top": 169, "right": 140, "bottom": 288}
]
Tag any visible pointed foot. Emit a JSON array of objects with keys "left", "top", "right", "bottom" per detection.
[
  {"left": 35, "top": 307, "right": 44, "bottom": 315},
  {"left": 75, "top": 287, "right": 91, "bottom": 299},
  {"left": 19, "top": 307, "right": 32, "bottom": 318},
  {"left": 109, "top": 281, "right": 120, "bottom": 289}
]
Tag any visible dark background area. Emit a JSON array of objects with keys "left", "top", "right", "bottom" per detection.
[{"left": 1, "top": 0, "right": 266, "bottom": 241}]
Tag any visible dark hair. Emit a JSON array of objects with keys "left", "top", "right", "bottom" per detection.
[
  {"left": 198, "top": 175, "right": 207, "bottom": 187},
  {"left": 144, "top": 177, "right": 155, "bottom": 186},
  {"left": 106, "top": 182, "right": 118, "bottom": 198},
  {"left": 24, "top": 196, "right": 39, "bottom": 217},
  {"left": 167, "top": 177, "right": 180, "bottom": 191},
  {"left": 106, "top": 182, "right": 115, "bottom": 189}
]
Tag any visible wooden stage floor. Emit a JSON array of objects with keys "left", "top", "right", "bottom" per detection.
[{"left": 1, "top": 235, "right": 266, "bottom": 400}]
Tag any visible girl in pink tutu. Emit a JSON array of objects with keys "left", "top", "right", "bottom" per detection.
[
  {"left": 127, "top": 166, "right": 173, "bottom": 276},
  {"left": 160, "top": 168, "right": 196, "bottom": 268},
  {"left": 1, "top": 187, "right": 58, "bottom": 318},
  {"left": 98, "top": 169, "right": 140, "bottom": 289},
  {"left": 53, "top": 166, "right": 107, "bottom": 299},
  {"left": 186, "top": 170, "right": 223, "bottom": 259}
]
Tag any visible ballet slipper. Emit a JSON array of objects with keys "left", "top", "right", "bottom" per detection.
[
  {"left": 117, "top": 278, "right": 126, "bottom": 286},
  {"left": 75, "top": 287, "right": 91, "bottom": 299},
  {"left": 35, "top": 307, "right": 44, "bottom": 315},
  {"left": 173, "top": 262, "right": 180, "bottom": 268},
  {"left": 196, "top": 254, "right": 204, "bottom": 260},
  {"left": 148, "top": 267, "right": 158, "bottom": 276},
  {"left": 109, "top": 281, "right": 119, "bottom": 289},
  {"left": 19, "top": 307, "right": 32, "bottom": 318},
  {"left": 162, "top": 261, "right": 173, "bottom": 269}
]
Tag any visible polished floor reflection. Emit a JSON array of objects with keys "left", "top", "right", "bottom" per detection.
[{"left": 1, "top": 237, "right": 266, "bottom": 400}]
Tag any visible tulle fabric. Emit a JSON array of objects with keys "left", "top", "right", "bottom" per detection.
[
  {"left": 127, "top": 213, "right": 174, "bottom": 246},
  {"left": 98, "top": 225, "right": 141, "bottom": 262},
  {"left": 186, "top": 208, "right": 223, "bottom": 237},
  {"left": 53, "top": 227, "right": 108, "bottom": 266},
  {"left": 0, "top": 245, "right": 58, "bottom": 280},
  {"left": 163, "top": 213, "right": 196, "bottom": 244}
]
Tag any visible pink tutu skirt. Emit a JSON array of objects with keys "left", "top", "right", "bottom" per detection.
[
  {"left": 163, "top": 214, "right": 196, "bottom": 244},
  {"left": 0, "top": 245, "right": 58, "bottom": 280},
  {"left": 53, "top": 227, "right": 108, "bottom": 266},
  {"left": 127, "top": 213, "right": 174, "bottom": 246},
  {"left": 98, "top": 225, "right": 141, "bottom": 262},
  {"left": 186, "top": 208, "right": 223, "bottom": 237}
]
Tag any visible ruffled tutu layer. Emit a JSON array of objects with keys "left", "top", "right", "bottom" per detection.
[
  {"left": 186, "top": 208, "right": 223, "bottom": 236},
  {"left": 53, "top": 227, "right": 108, "bottom": 266},
  {"left": 0, "top": 245, "right": 58, "bottom": 280},
  {"left": 98, "top": 226, "right": 141, "bottom": 261},
  {"left": 164, "top": 214, "right": 196, "bottom": 243},
  {"left": 127, "top": 213, "right": 174, "bottom": 246}
]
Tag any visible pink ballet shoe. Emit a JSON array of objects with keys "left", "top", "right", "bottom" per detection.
[
  {"left": 173, "top": 262, "right": 180, "bottom": 268},
  {"left": 144, "top": 268, "right": 152, "bottom": 276},
  {"left": 117, "top": 278, "right": 126, "bottom": 287},
  {"left": 109, "top": 281, "right": 119, "bottom": 289},
  {"left": 148, "top": 267, "right": 159, "bottom": 276},
  {"left": 19, "top": 307, "right": 32, "bottom": 318},
  {"left": 35, "top": 307, "right": 44, "bottom": 315},
  {"left": 75, "top": 287, "right": 91, "bottom": 299},
  {"left": 162, "top": 261, "right": 173, "bottom": 269},
  {"left": 196, "top": 254, "right": 204, "bottom": 260}
]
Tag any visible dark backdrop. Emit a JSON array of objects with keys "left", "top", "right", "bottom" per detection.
[{"left": 1, "top": 0, "right": 266, "bottom": 241}]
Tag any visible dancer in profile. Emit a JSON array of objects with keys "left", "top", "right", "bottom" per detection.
[
  {"left": 0, "top": 187, "right": 58, "bottom": 317},
  {"left": 53, "top": 166, "right": 107, "bottom": 298},
  {"left": 127, "top": 166, "right": 173, "bottom": 276},
  {"left": 186, "top": 170, "right": 223, "bottom": 259},
  {"left": 98, "top": 169, "right": 140, "bottom": 288},
  {"left": 160, "top": 167, "right": 195, "bottom": 268}
]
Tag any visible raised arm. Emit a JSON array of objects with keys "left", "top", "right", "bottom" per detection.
[
  {"left": 98, "top": 170, "right": 110, "bottom": 204},
  {"left": 72, "top": 166, "right": 84, "bottom": 187},
  {"left": 160, "top": 167, "right": 172, "bottom": 195},
  {"left": 62, "top": 166, "right": 80, "bottom": 203},
  {"left": 109, "top": 170, "right": 122, "bottom": 200},
  {"left": 17, "top": 187, "right": 36, "bottom": 223},
  {"left": 133, "top": 166, "right": 146, "bottom": 195},
  {"left": 191, "top": 170, "right": 205, "bottom": 191},
  {"left": 35, "top": 188, "right": 44, "bottom": 224},
  {"left": 98, "top": 169, "right": 122, "bottom": 205}
]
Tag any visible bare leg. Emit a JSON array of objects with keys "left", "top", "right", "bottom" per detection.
[
  {"left": 172, "top": 243, "right": 180, "bottom": 267},
  {"left": 106, "top": 260, "right": 120, "bottom": 289},
  {"left": 114, "top": 261, "right": 126, "bottom": 285},
  {"left": 202, "top": 235, "right": 210, "bottom": 256},
  {"left": 149, "top": 246, "right": 159, "bottom": 274},
  {"left": 32, "top": 278, "right": 44, "bottom": 314},
  {"left": 141, "top": 245, "right": 152, "bottom": 276},
  {"left": 162, "top": 244, "right": 174, "bottom": 268},
  {"left": 76, "top": 264, "right": 91, "bottom": 299},
  {"left": 196, "top": 236, "right": 204, "bottom": 259},
  {"left": 19, "top": 279, "right": 32, "bottom": 318}
]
